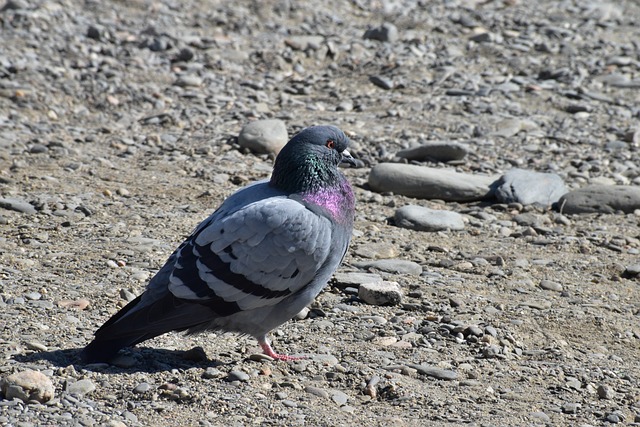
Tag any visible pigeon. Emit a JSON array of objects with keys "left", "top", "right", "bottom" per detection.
[{"left": 81, "top": 125, "right": 356, "bottom": 363}]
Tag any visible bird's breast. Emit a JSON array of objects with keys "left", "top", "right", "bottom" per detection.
[{"left": 301, "top": 181, "right": 354, "bottom": 224}]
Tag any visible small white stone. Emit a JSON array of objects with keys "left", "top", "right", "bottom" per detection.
[{"left": 358, "top": 281, "right": 403, "bottom": 306}]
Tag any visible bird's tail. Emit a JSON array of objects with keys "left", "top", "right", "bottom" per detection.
[{"left": 80, "top": 291, "right": 213, "bottom": 363}]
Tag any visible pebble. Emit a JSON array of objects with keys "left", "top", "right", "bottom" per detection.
[
  {"left": 559, "top": 185, "right": 640, "bottom": 214},
  {"left": 332, "top": 272, "right": 383, "bottom": 288},
  {"left": 174, "top": 74, "right": 202, "bottom": 88},
  {"left": 606, "top": 412, "right": 623, "bottom": 423},
  {"left": 119, "top": 288, "right": 137, "bottom": 302},
  {"left": 56, "top": 299, "right": 91, "bottom": 310},
  {"left": 305, "top": 385, "right": 329, "bottom": 399},
  {"left": 363, "top": 22, "right": 399, "bottom": 43},
  {"left": 539, "top": 280, "right": 563, "bottom": 292},
  {"left": 284, "top": 35, "right": 324, "bottom": 50},
  {"left": 29, "top": 143, "right": 48, "bottom": 153},
  {"left": 596, "top": 384, "right": 614, "bottom": 399},
  {"left": 227, "top": 371, "right": 250, "bottom": 382},
  {"left": 238, "top": 119, "right": 288, "bottom": 155},
  {"left": 369, "top": 75, "right": 394, "bottom": 90},
  {"left": 561, "top": 402, "right": 580, "bottom": 414},
  {"left": 202, "top": 368, "right": 223, "bottom": 379},
  {"left": 0, "top": 370, "right": 55, "bottom": 403},
  {"left": 67, "top": 379, "right": 96, "bottom": 396},
  {"left": 463, "top": 325, "right": 483, "bottom": 337},
  {"left": 494, "top": 169, "right": 567, "bottom": 207},
  {"left": 133, "top": 382, "right": 152, "bottom": 393},
  {"left": 358, "top": 281, "right": 403, "bottom": 306},
  {"left": 529, "top": 411, "right": 551, "bottom": 422},
  {"left": 405, "top": 364, "right": 458, "bottom": 381},
  {"left": 394, "top": 205, "right": 465, "bottom": 232},
  {"left": 623, "top": 264, "right": 640, "bottom": 277},
  {"left": 0, "top": 197, "right": 37, "bottom": 214},
  {"left": 354, "top": 259, "right": 422, "bottom": 275},
  {"left": 353, "top": 242, "right": 398, "bottom": 259},
  {"left": 310, "top": 354, "right": 339, "bottom": 366},
  {"left": 395, "top": 141, "right": 468, "bottom": 163},
  {"left": 24, "top": 291, "right": 41, "bottom": 300},
  {"left": 492, "top": 117, "right": 539, "bottom": 138},
  {"left": 25, "top": 341, "right": 48, "bottom": 352},
  {"left": 369, "top": 163, "right": 496, "bottom": 201},
  {"left": 331, "top": 390, "right": 349, "bottom": 406}
]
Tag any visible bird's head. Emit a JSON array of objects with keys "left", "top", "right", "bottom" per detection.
[{"left": 271, "top": 125, "right": 355, "bottom": 193}]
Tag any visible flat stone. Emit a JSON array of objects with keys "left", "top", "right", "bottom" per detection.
[
  {"left": 0, "top": 197, "right": 37, "bottom": 214},
  {"left": 405, "top": 364, "right": 458, "bottom": 380},
  {"left": 494, "top": 168, "right": 567, "bottom": 206},
  {"left": 56, "top": 299, "right": 91, "bottom": 310},
  {"left": 305, "top": 385, "right": 329, "bottom": 399},
  {"left": 174, "top": 74, "right": 202, "bottom": 87},
  {"left": 238, "top": 119, "right": 288, "bottom": 155},
  {"left": 331, "top": 390, "right": 349, "bottom": 406},
  {"left": 354, "top": 259, "right": 422, "bottom": 275},
  {"left": 133, "top": 382, "right": 152, "bottom": 393},
  {"left": 227, "top": 371, "right": 250, "bottom": 382},
  {"left": 284, "top": 35, "right": 325, "bottom": 50},
  {"left": 559, "top": 185, "right": 640, "bottom": 214},
  {"left": 529, "top": 411, "right": 551, "bottom": 422},
  {"left": 396, "top": 141, "right": 468, "bottom": 162},
  {"left": 68, "top": 379, "right": 96, "bottom": 396},
  {"left": 358, "top": 281, "right": 403, "bottom": 306},
  {"left": 561, "top": 402, "right": 581, "bottom": 414},
  {"left": 310, "top": 354, "right": 339, "bottom": 366},
  {"left": 0, "top": 370, "right": 55, "bottom": 403},
  {"left": 332, "top": 272, "right": 383, "bottom": 288},
  {"left": 353, "top": 242, "right": 398, "bottom": 259},
  {"left": 394, "top": 205, "right": 465, "bottom": 232},
  {"left": 492, "top": 118, "right": 539, "bottom": 138},
  {"left": 539, "top": 280, "right": 563, "bottom": 292},
  {"left": 369, "top": 163, "right": 495, "bottom": 201}
]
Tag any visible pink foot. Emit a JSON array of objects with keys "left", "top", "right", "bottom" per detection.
[{"left": 259, "top": 341, "right": 306, "bottom": 361}]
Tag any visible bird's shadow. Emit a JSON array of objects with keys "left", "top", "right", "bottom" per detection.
[{"left": 13, "top": 347, "right": 228, "bottom": 374}]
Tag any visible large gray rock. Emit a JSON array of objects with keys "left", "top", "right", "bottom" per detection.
[
  {"left": 368, "top": 163, "right": 496, "bottom": 201},
  {"left": 394, "top": 205, "right": 465, "bottom": 232},
  {"left": 494, "top": 168, "right": 567, "bottom": 206},
  {"left": 396, "top": 141, "right": 468, "bottom": 163},
  {"left": 558, "top": 185, "right": 640, "bottom": 214},
  {"left": 238, "top": 119, "right": 288, "bottom": 155}
]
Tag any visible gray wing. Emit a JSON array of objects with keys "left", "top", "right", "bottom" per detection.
[{"left": 165, "top": 195, "right": 333, "bottom": 313}]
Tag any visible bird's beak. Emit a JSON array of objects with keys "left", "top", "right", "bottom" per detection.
[{"left": 340, "top": 150, "right": 357, "bottom": 167}]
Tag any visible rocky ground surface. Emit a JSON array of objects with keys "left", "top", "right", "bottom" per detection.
[{"left": 1, "top": 0, "right": 640, "bottom": 425}]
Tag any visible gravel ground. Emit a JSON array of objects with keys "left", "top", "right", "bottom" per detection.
[{"left": 1, "top": 0, "right": 640, "bottom": 426}]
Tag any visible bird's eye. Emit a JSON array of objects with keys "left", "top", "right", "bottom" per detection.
[{"left": 326, "top": 139, "right": 335, "bottom": 149}]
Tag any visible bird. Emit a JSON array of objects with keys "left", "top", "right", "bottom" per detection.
[{"left": 80, "top": 125, "right": 356, "bottom": 363}]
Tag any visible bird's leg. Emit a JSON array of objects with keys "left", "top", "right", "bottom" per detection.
[{"left": 258, "top": 336, "right": 305, "bottom": 361}]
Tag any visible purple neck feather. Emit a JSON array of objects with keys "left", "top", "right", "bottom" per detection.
[{"left": 302, "top": 179, "right": 355, "bottom": 224}]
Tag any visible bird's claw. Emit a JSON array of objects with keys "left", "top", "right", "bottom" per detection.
[{"left": 260, "top": 342, "right": 306, "bottom": 361}]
